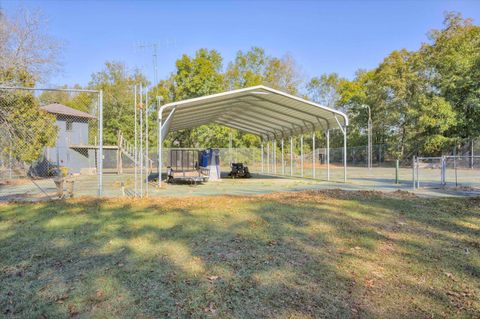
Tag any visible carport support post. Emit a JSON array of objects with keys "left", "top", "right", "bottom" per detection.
[
  {"left": 261, "top": 142, "right": 264, "bottom": 173},
  {"left": 326, "top": 129, "right": 330, "bottom": 181},
  {"left": 267, "top": 141, "right": 270, "bottom": 174},
  {"left": 281, "top": 138, "right": 284, "bottom": 175},
  {"left": 300, "top": 134, "right": 304, "bottom": 177},
  {"left": 312, "top": 132, "right": 316, "bottom": 179},
  {"left": 273, "top": 140, "right": 277, "bottom": 174},
  {"left": 290, "top": 136, "right": 293, "bottom": 176}
]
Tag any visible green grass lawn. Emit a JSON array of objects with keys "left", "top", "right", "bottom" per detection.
[{"left": 1, "top": 190, "right": 479, "bottom": 318}]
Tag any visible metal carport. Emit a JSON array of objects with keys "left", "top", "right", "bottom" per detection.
[{"left": 157, "top": 85, "right": 348, "bottom": 186}]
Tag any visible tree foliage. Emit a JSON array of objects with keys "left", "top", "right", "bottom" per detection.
[
  {"left": 306, "top": 73, "right": 344, "bottom": 109},
  {"left": 4, "top": 8, "right": 475, "bottom": 162},
  {"left": 0, "top": 9, "right": 61, "bottom": 164},
  {"left": 88, "top": 62, "right": 147, "bottom": 144},
  {"left": 0, "top": 92, "right": 57, "bottom": 162},
  {"left": 314, "top": 12, "right": 478, "bottom": 158},
  {"left": 226, "top": 47, "right": 301, "bottom": 94},
  {"left": 423, "top": 12, "right": 480, "bottom": 140}
]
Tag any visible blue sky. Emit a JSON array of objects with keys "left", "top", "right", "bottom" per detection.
[{"left": 2, "top": 0, "right": 480, "bottom": 88}]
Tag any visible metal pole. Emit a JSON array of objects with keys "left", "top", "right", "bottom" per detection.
[
  {"left": 454, "top": 155, "right": 458, "bottom": 187},
  {"left": 8, "top": 141, "right": 12, "bottom": 179},
  {"left": 326, "top": 129, "right": 330, "bottom": 181},
  {"left": 140, "top": 84, "right": 143, "bottom": 197},
  {"left": 368, "top": 106, "right": 372, "bottom": 170},
  {"left": 273, "top": 140, "right": 276, "bottom": 174},
  {"left": 281, "top": 138, "right": 284, "bottom": 175},
  {"left": 412, "top": 156, "right": 416, "bottom": 190},
  {"left": 267, "top": 141, "right": 270, "bottom": 173},
  {"left": 145, "top": 92, "right": 149, "bottom": 197},
  {"left": 261, "top": 142, "right": 264, "bottom": 173},
  {"left": 134, "top": 85, "right": 138, "bottom": 196},
  {"left": 312, "top": 132, "right": 316, "bottom": 179},
  {"left": 158, "top": 97, "right": 162, "bottom": 188},
  {"left": 471, "top": 139, "right": 475, "bottom": 169},
  {"left": 98, "top": 90, "right": 103, "bottom": 196},
  {"left": 441, "top": 155, "right": 446, "bottom": 186},
  {"left": 229, "top": 133, "right": 232, "bottom": 165},
  {"left": 343, "top": 126, "right": 347, "bottom": 182},
  {"left": 395, "top": 159, "right": 399, "bottom": 184},
  {"left": 290, "top": 136, "right": 293, "bottom": 176},
  {"left": 300, "top": 134, "right": 304, "bottom": 177},
  {"left": 416, "top": 157, "right": 420, "bottom": 189}
]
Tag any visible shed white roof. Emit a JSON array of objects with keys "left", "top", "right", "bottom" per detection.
[{"left": 159, "top": 85, "right": 348, "bottom": 139}]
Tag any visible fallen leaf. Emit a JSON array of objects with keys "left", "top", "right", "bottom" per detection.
[
  {"left": 95, "top": 289, "right": 104, "bottom": 300},
  {"left": 207, "top": 275, "right": 219, "bottom": 281},
  {"left": 68, "top": 304, "right": 79, "bottom": 317}
]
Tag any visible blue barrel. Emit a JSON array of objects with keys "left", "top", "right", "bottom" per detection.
[{"left": 199, "top": 150, "right": 209, "bottom": 167}]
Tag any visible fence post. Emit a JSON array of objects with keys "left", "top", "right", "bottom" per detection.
[
  {"left": 290, "top": 136, "right": 293, "bottom": 176},
  {"left": 441, "top": 155, "right": 446, "bottom": 186},
  {"left": 412, "top": 156, "right": 416, "bottom": 190},
  {"left": 312, "top": 132, "right": 316, "bottom": 179},
  {"left": 145, "top": 93, "right": 149, "bottom": 197},
  {"left": 395, "top": 159, "right": 399, "bottom": 184},
  {"left": 98, "top": 90, "right": 103, "bottom": 196},
  {"left": 157, "top": 97, "right": 163, "bottom": 189},
  {"left": 9, "top": 144, "right": 12, "bottom": 180},
  {"left": 471, "top": 139, "right": 475, "bottom": 169},
  {"left": 139, "top": 84, "right": 143, "bottom": 197},
  {"left": 454, "top": 155, "right": 458, "bottom": 187},
  {"left": 300, "top": 134, "right": 304, "bottom": 177},
  {"left": 416, "top": 157, "right": 420, "bottom": 189}
]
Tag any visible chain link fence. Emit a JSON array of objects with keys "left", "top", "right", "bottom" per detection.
[
  {"left": 0, "top": 87, "right": 102, "bottom": 200},
  {"left": 414, "top": 156, "right": 480, "bottom": 189},
  {"left": 1, "top": 86, "right": 478, "bottom": 200}
]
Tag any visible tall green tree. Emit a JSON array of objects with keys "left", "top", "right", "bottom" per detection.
[
  {"left": 88, "top": 62, "right": 147, "bottom": 144},
  {"left": 338, "top": 49, "right": 455, "bottom": 158},
  {"left": 0, "top": 92, "right": 57, "bottom": 162},
  {"left": 0, "top": 9, "right": 61, "bottom": 164},
  {"left": 159, "top": 49, "right": 228, "bottom": 147},
  {"left": 224, "top": 47, "right": 303, "bottom": 147},
  {"left": 306, "top": 73, "right": 344, "bottom": 109},
  {"left": 173, "top": 49, "right": 224, "bottom": 100},
  {"left": 422, "top": 12, "right": 480, "bottom": 140},
  {"left": 225, "top": 47, "right": 301, "bottom": 94}
]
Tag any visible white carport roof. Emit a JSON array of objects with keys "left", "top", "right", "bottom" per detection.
[{"left": 159, "top": 85, "right": 348, "bottom": 140}]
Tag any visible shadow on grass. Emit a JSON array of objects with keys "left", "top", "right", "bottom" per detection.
[{"left": 0, "top": 191, "right": 479, "bottom": 318}]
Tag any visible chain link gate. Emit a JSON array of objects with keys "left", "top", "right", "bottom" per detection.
[
  {"left": 0, "top": 87, "right": 103, "bottom": 200},
  {"left": 413, "top": 156, "right": 480, "bottom": 189}
]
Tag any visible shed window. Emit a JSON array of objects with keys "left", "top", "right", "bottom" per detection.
[{"left": 66, "top": 120, "right": 73, "bottom": 131}]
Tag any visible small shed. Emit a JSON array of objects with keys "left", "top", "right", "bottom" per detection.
[{"left": 40, "top": 103, "right": 97, "bottom": 174}]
